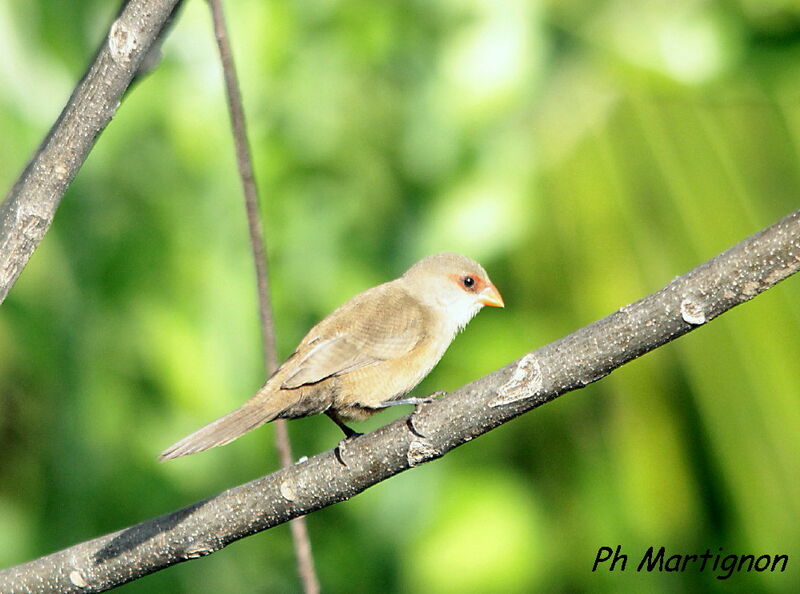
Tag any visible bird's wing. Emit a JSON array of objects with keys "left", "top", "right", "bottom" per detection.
[{"left": 281, "top": 285, "right": 428, "bottom": 389}]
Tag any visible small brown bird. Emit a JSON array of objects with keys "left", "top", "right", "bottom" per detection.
[{"left": 159, "top": 253, "right": 503, "bottom": 460}]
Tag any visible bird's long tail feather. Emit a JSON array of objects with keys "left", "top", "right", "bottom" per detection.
[{"left": 159, "top": 402, "right": 279, "bottom": 461}]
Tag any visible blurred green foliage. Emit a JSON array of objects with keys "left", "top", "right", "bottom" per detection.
[{"left": 1, "top": 0, "right": 799, "bottom": 592}]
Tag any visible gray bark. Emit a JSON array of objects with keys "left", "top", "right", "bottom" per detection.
[
  {"left": 0, "top": 209, "right": 797, "bottom": 593},
  {"left": 0, "top": 0, "right": 181, "bottom": 304}
]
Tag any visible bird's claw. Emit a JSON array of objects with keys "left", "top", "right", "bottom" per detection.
[
  {"left": 334, "top": 432, "right": 362, "bottom": 467},
  {"left": 420, "top": 390, "right": 446, "bottom": 404},
  {"left": 406, "top": 416, "right": 426, "bottom": 438},
  {"left": 405, "top": 391, "right": 444, "bottom": 438}
]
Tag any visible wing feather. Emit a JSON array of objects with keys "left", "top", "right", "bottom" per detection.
[{"left": 281, "top": 284, "right": 427, "bottom": 388}]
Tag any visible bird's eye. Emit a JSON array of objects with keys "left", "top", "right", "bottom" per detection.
[{"left": 461, "top": 276, "right": 476, "bottom": 289}]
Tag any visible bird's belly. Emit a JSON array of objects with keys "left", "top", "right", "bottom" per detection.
[{"left": 334, "top": 338, "right": 447, "bottom": 413}]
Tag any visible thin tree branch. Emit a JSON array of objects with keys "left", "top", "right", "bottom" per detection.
[
  {"left": 0, "top": 0, "right": 181, "bottom": 304},
  {"left": 1, "top": 211, "right": 797, "bottom": 592},
  {"left": 206, "top": 1, "right": 320, "bottom": 592}
]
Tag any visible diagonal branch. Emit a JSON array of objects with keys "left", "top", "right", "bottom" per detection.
[
  {"left": 0, "top": 0, "right": 181, "bottom": 305},
  {"left": 207, "top": 0, "right": 319, "bottom": 591},
  {"left": 1, "top": 209, "right": 798, "bottom": 593}
]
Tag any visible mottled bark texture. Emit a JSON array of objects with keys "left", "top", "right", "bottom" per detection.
[
  {"left": 0, "top": 0, "right": 181, "bottom": 304},
  {"left": 1, "top": 210, "right": 797, "bottom": 593}
]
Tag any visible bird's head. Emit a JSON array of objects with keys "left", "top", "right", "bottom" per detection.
[{"left": 402, "top": 252, "right": 504, "bottom": 331}]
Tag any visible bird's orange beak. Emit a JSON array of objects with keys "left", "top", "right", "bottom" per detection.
[{"left": 478, "top": 283, "right": 505, "bottom": 308}]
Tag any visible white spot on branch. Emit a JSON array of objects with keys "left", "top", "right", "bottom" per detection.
[
  {"left": 279, "top": 479, "right": 297, "bottom": 501},
  {"left": 184, "top": 544, "right": 214, "bottom": 559},
  {"left": 108, "top": 20, "right": 138, "bottom": 64},
  {"left": 53, "top": 163, "right": 68, "bottom": 180},
  {"left": 407, "top": 439, "right": 439, "bottom": 467},
  {"left": 741, "top": 280, "right": 759, "bottom": 297},
  {"left": 490, "top": 354, "right": 542, "bottom": 407},
  {"left": 69, "top": 570, "right": 87, "bottom": 588},
  {"left": 680, "top": 295, "right": 707, "bottom": 325}
]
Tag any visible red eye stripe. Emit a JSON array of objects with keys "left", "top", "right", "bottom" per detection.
[{"left": 448, "top": 273, "right": 486, "bottom": 293}]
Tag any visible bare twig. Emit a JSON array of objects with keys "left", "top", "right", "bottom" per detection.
[
  {"left": 2, "top": 210, "right": 798, "bottom": 593},
  {"left": 207, "top": 1, "right": 319, "bottom": 592},
  {"left": 0, "top": 0, "right": 181, "bottom": 304}
]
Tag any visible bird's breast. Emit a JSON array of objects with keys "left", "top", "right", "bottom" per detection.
[{"left": 334, "top": 330, "right": 451, "bottom": 410}]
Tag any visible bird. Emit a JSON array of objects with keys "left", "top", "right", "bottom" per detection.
[{"left": 159, "top": 252, "right": 504, "bottom": 460}]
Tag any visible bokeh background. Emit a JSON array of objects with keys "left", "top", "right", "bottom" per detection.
[{"left": 1, "top": 0, "right": 799, "bottom": 592}]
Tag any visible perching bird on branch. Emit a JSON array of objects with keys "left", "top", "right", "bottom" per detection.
[{"left": 159, "top": 253, "right": 504, "bottom": 460}]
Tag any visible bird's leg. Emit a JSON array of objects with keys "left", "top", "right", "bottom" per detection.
[
  {"left": 326, "top": 410, "right": 362, "bottom": 439},
  {"left": 375, "top": 398, "right": 428, "bottom": 408},
  {"left": 327, "top": 410, "right": 362, "bottom": 467},
  {"left": 401, "top": 391, "right": 446, "bottom": 438},
  {"left": 376, "top": 391, "right": 446, "bottom": 409}
]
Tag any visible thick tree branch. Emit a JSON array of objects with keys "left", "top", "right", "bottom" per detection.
[
  {"left": 207, "top": 0, "right": 319, "bottom": 591},
  {"left": 1, "top": 209, "right": 798, "bottom": 592},
  {"left": 0, "top": 0, "right": 181, "bottom": 304}
]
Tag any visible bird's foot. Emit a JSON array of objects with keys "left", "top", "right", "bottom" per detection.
[
  {"left": 334, "top": 429, "right": 363, "bottom": 467},
  {"left": 377, "top": 391, "right": 446, "bottom": 409},
  {"left": 422, "top": 390, "right": 446, "bottom": 402},
  {"left": 326, "top": 410, "right": 361, "bottom": 439},
  {"left": 325, "top": 410, "right": 362, "bottom": 466},
  {"left": 404, "top": 391, "right": 445, "bottom": 438},
  {"left": 339, "top": 425, "right": 363, "bottom": 440}
]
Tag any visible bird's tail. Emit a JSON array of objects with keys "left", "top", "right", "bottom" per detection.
[{"left": 158, "top": 401, "right": 280, "bottom": 461}]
